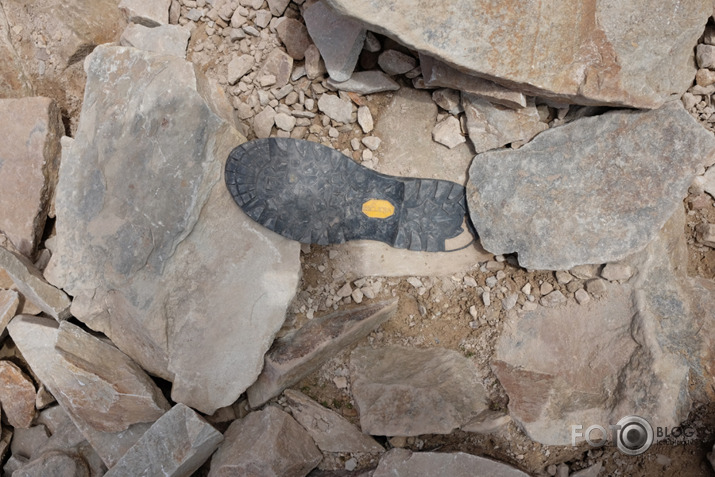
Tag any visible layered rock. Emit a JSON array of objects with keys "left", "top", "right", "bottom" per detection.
[
  {"left": 373, "top": 449, "right": 529, "bottom": 477},
  {"left": 350, "top": 346, "right": 489, "bottom": 436},
  {"left": 325, "top": 0, "right": 709, "bottom": 108},
  {"left": 44, "top": 45, "right": 301, "bottom": 414},
  {"left": 0, "top": 98, "right": 62, "bottom": 257},
  {"left": 467, "top": 103, "right": 715, "bottom": 270}
]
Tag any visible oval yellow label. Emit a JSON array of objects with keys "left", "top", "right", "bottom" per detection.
[{"left": 362, "top": 199, "right": 395, "bottom": 219}]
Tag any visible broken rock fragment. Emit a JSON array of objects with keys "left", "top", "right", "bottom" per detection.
[
  {"left": 350, "top": 346, "right": 489, "bottom": 436},
  {"left": 248, "top": 299, "right": 398, "bottom": 407},
  {"left": 105, "top": 404, "right": 222, "bottom": 477},
  {"left": 467, "top": 102, "right": 715, "bottom": 270},
  {"left": 373, "top": 449, "right": 529, "bottom": 477},
  {"left": 208, "top": 406, "right": 322, "bottom": 477},
  {"left": 0, "top": 361, "right": 36, "bottom": 428},
  {"left": 119, "top": 23, "right": 190, "bottom": 58},
  {"left": 119, "top": 0, "right": 170, "bottom": 27}
]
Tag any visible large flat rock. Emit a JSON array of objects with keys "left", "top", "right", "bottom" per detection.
[
  {"left": 325, "top": 0, "right": 709, "bottom": 108},
  {"left": 467, "top": 103, "right": 715, "bottom": 270},
  {"left": 373, "top": 449, "right": 529, "bottom": 477},
  {"left": 44, "top": 45, "right": 301, "bottom": 415}
]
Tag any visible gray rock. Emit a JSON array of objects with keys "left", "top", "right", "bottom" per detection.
[
  {"left": 350, "top": 346, "right": 489, "bottom": 436},
  {"left": 0, "top": 361, "right": 36, "bottom": 428},
  {"left": 266, "top": 0, "right": 290, "bottom": 16},
  {"left": 462, "top": 94, "right": 548, "bottom": 154},
  {"left": 421, "top": 54, "right": 526, "bottom": 109},
  {"left": 600, "top": 263, "right": 633, "bottom": 282},
  {"left": 697, "top": 44, "right": 715, "bottom": 69},
  {"left": 13, "top": 451, "right": 90, "bottom": 477},
  {"left": 585, "top": 278, "right": 608, "bottom": 297},
  {"left": 362, "top": 136, "right": 381, "bottom": 151},
  {"left": 432, "top": 88, "right": 462, "bottom": 114},
  {"left": 257, "top": 48, "right": 293, "bottom": 88},
  {"left": 227, "top": 54, "right": 255, "bottom": 85},
  {"left": 283, "top": 390, "right": 385, "bottom": 454},
  {"left": 0, "top": 5, "right": 33, "bottom": 98},
  {"left": 274, "top": 112, "right": 297, "bottom": 131},
  {"left": 539, "top": 290, "right": 566, "bottom": 307},
  {"left": 574, "top": 288, "right": 590, "bottom": 304},
  {"left": 186, "top": 8, "right": 202, "bottom": 21},
  {"left": 373, "top": 449, "right": 529, "bottom": 477},
  {"left": 327, "top": 71, "right": 400, "bottom": 95},
  {"left": 467, "top": 102, "right": 715, "bottom": 270},
  {"left": 432, "top": 115, "right": 465, "bottom": 149},
  {"left": 303, "top": 1, "right": 365, "bottom": 82},
  {"left": 0, "top": 97, "right": 62, "bottom": 258},
  {"left": 8, "top": 317, "right": 170, "bottom": 433},
  {"left": 119, "top": 0, "right": 170, "bottom": 26},
  {"left": 105, "top": 404, "right": 222, "bottom": 477},
  {"left": 43, "top": 45, "right": 300, "bottom": 414},
  {"left": 325, "top": 0, "right": 708, "bottom": 108},
  {"left": 571, "top": 462, "right": 603, "bottom": 477},
  {"left": 254, "top": 9, "right": 272, "bottom": 29},
  {"left": 461, "top": 409, "right": 512, "bottom": 434},
  {"left": 276, "top": 18, "right": 312, "bottom": 60},
  {"left": 247, "top": 299, "right": 397, "bottom": 408},
  {"left": 208, "top": 407, "right": 322, "bottom": 477},
  {"left": 120, "top": 23, "right": 190, "bottom": 58},
  {"left": 10, "top": 426, "right": 49, "bottom": 459},
  {"left": 0, "top": 289, "right": 19, "bottom": 335},
  {"left": 378, "top": 49, "right": 417, "bottom": 76},
  {"left": 253, "top": 106, "right": 276, "bottom": 138},
  {"left": 318, "top": 93, "right": 352, "bottom": 123},
  {"left": 0, "top": 247, "right": 70, "bottom": 321},
  {"left": 304, "top": 44, "right": 327, "bottom": 80}
]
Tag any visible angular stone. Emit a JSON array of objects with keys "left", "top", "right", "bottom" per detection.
[
  {"left": 0, "top": 5, "right": 33, "bottom": 98},
  {"left": 373, "top": 449, "right": 529, "bottom": 477},
  {"left": 330, "top": 87, "right": 492, "bottom": 277},
  {"left": 378, "top": 49, "right": 417, "bottom": 76},
  {"left": 539, "top": 290, "right": 566, "bottom": 307},
  {"left": 276, "top": 18, "right": 312, "bottom": 60},
  {"left": 0, "top": 98, "right": 62, "bottom": 257},
  {"left": 303, "top": 1, "right": 365, "bottom": 82},
  {"left": 253, "top": 106, "right": 276, "bottom": 138},
  {"left": 11, "top": 426, "right": 49, "bottom": 459},
  {"left": 318, "top": 93, "right": 353, "bottom": 123},
  {"left": 325, "top": 0, "right": 708, "bottom": 108},
  {"left": 304, "top": 44, "right": 326, "bottom": 80},
  {"left": 247, "top": 299, "right": 398, "bottom": 407},
  {"left": 462, "top": 94, "right": 548, "bottom": 154},
  {"left": 696, "top": 223, "right": 715, "bottom": 248},
  {"left": 432, "top": 115, "right": 465, "bottom": 149},
  {"left": 421, "top": 55, "right": 526, "bottom": 109},
  {"left": 357, "top": 106, "right": 374, "bottom": 134},
  {"left": 467, "top": 103, "right": 715, "bottom": 270},
  {"left": 119, "top": 23, "right": 190, "bottom": 58},
  {"left": 0, "top": 247, "right": 70, "bottom": 321},
  {"left": 0, "top": 289, "right": 19, "bottom": 334},
  {"left": 284, "top": 390, "right": 384, "bottom": 454},
  {"left": 266, "top": 0, "right": 290, "bottom": 16},
  {"left": 600, "top": 262, "right": 633, "bottom": 282},
  {"left": 697, "top": 44, "right": 715, "bottom": 69},
  {"left": 327, "top": 71, "right": 400, "bottom": 95},
  {"left": 461, "top": 409, "right": 512, "bottom": 434},
  {"left": 350, "top": 346, "right": 489, "bottom": 436},
  {"left": 105, "top": 404, "right": 222, "bottom": 477},
  {"left": 228, "top": 54, "right": 255, "bottom": 85},
  {"left": 208, "top": 407, "right": 322, "bottom": 477},
  {"left": 0, "top": 361, "right": 36, "bottom": 428},
  {"left": 43, "top": 45, "right": 300, "bottom": 414},
  {"left": 257, "top": 48, "right": 293, "bottom": 88},
  {"left": 13, "top": 450, "right": 90, "bottom": 477},
  {"left": 9, "top": 317, "right": 170, "bottom": 433},
  {"left": 432, "top": 88, "right": 462, "bottom": 114},
  {"left": 119, "top": 0, "right": 170, "bottom": 26}
]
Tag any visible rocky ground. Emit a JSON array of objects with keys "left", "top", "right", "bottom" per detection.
[{"left": 2, "top": 0, "right": 715, "bottom": 476}]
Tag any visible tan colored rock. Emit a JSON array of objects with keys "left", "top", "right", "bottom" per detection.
[
  {"left": 119, "top": 0, "right": 170, "bottom": 26},
  {"left": 248, "top": 299, "right": 398, "bottom": 407},
  {"left": 0, "top": 98, "right": 62, "bottom": 258},
  {"left": 0, "top": 5, "right": 33, "bottom": 97},
  {"left": 284, "top": 390, "right": 384, "bottom": 454},
  {"left": 0, "top": 361, "right": 36, "bottom": 428},
  {"left": 696, "top": 223, "right": 715, "bottom": 248},
  {"left": 209, "top": 406, "right": 322, "bottom": 477},
  {"left": 8, "top": 316, "right": 170, "bottom": 434},
  {"left": 373, "top": 449, "right": 529, "bottom": 477},
  {"left": 0, "top": 247, "right": 70, "bottom": 321},
  {"left": 13, "top": 450, "right": 90, "bottom": 477},
  {"left": 276, "top": 18, "right": 313, "bottom": 60},
  {"left": 326, "top": 0, "right": 708, "bottom": 108},
  {"left": 0, "top": 289, "right": 19, "bottom": 334},
  {"left": 104, "top": 404, "right": 222, "bottom": 477}
]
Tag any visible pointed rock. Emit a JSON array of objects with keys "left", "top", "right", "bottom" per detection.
[
  {"left": 0, "top": 5, "right": 33, "bottom": 98},
  {"left": 13, "top": 450, "right": 90, "bottom": 477},
  {"left": 105, "top": 404, "right": 222, "bottom": 477},
  {"left": 373, "top": 449, "right": 529, "bottom": 477},
  {"left": 0, "top": 98, "right": 62, "bottom": 257},
  {"left": 208, "top": 407, "right": 322, "bottom": 477},
  {"left": 462, "top": 94, "right": 548, "bottom": 154},
  {"left": 119, "top": 24, "right": 190, "bottom": 58},
  {"left": 43, "top": 45, "right": 300, "bottom": 414},
  {"left": 0, "top": 289, "right": 19, "bottom": 334},
  {"left": 327, "top": 71, "right": 400, "bottom": 95},
  {"left": 350, "top": 346, "right": 489, "bottom": 436},
  {"left": 248, "top": 299, "right": 398, "bottom": 408},
  {"left": 467, "top": 103, "right": 715, "bottom": 270},
  {"left": 284, "top": 390, "right": 384, "bottom": 454},
  {"left": 0, "top": 361, "right": 36, "bottom": 428},
  {"left": 276, "top": 18, "right": 312, "bottom": 60},
  {"left": 303, "top": 1, "right": 365, "bottom": 82},
  {"left": 325, "top": 0, "right": 708, "bottom": 108},
  {"left": 0, "top": 247, "right": 69, "bottom": 321},
  {"left": 119, "top": 0, "right": 170, "bottom": 26}
]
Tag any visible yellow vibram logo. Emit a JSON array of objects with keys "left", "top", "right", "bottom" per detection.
[{"left": 362, "top": 199, "right": 395, "bottom": 219}]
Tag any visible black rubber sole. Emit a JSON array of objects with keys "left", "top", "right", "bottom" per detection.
[{"left": 225, "top": 138, "right": 470, "bottom": 252}]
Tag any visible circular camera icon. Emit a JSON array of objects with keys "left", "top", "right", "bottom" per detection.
[{"left": 615, "top": 416, "right": 653, "bottom": 456}]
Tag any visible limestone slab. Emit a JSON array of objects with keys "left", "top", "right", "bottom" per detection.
[
  {"left": 105, "top": 404, "right": 222, "bottom": 477},
  {"left": 43, "top": 45, "right": 301, "bottom": 414},
  {"left": 0, "top": 97, "right": 62, "bottom": 257},
  {"left": 248, "top": 299, "right": 398, "bottom": 408},
  {"left": 350, "top": 346, "right": 489, "bottom": 436},
  {"left": 467, "top": 102, "right": 715, "bottom": 270},
  {"left": 373, "top": 449, "right": 529, "bottom": 477},
  {"left": 326, "top": 0, "right": 709, "bottom": 108}
]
